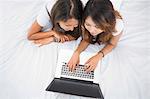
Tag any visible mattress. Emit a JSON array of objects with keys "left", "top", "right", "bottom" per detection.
[{"left": 0, "top": 0, "right": 150, "bottom": 99}]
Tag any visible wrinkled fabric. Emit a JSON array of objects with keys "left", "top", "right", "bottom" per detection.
[{"left": 0, "top": 0, "right": 150, "bottom": 99}]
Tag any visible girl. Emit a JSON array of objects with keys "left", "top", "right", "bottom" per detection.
[
  {"left": 68, "top": 0, "right": 124, "bottom": 72},
  {"left": 27, "top": 0, "right": 83, "bottom": 46}
]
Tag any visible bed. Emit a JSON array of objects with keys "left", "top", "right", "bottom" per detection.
[{"left": 0, "top": 0, "right": 150, "bottom": 99}]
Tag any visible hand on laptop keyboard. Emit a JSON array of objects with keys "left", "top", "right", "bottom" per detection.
[
  {"left": 61, "top": 62, "right": 94, "bottom": 80},
  {"left": 67, "top": 51, "right": 80, "bottom": 72}
]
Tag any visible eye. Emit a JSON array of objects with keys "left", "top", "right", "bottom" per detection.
[
  {"left": 85, "top": 23, "right": 90, "bottom": 26},
  {"left": 74, "top": 24, "right": 78, "bottom": 27},
  {"left": 65, "top": 25, "right": 70, "bottom": 27},
  {"left": 95, "top": 25, "right": 100, "bottom": 29}
]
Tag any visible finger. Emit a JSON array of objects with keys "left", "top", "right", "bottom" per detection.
[
  {"left": 34, "top": 40, "right": 39, "bottom": 44},
  {"left": 86, "top": 65, "right": 93, "bottom": 73},
  {"left": 64, "top": 35, "right": 70, "bottom": 41},
  {"left": 84, "top": 63, "right": 90, "bottom": 70},
  {"left": 63, "top": 37, "right": 66, "bottom": 43},
  {"left": 66, "top": 35, "right": 70, "bottom": 41},
  {"left": 69, "top": 63, "right": 73, "bottom": 71},
  {"left": 60, "top": 38, "right": 62, "bottom": 43},
  {"left": 37, "top": 40, "right": 45, "bottom": 45},
  {"left": 66, "top": 62, "right": 69, "bottom": 67},
  {"left": 67, "top": 62, "right": 71, "bottom": 69},
  {"left": 35, "top": 44, "right": 42, "bottom": 47},
  {"left": 76, "top": 62, "right": 79, "bottom": 68},
  {"left": 67, "top": 60, "right": 73, "bottom": 71},
  {"left": 57, "top": 38, "right": 60, "bottom": 42},
  {"left": 68, "top": 63, "right": 73, "bottom": 71},
  {"left": 35, "top": 40, "right": 43, "bottom": 44},
  {"left": 72, "top": 63, "right": 76, "bottom": 72},
  {"left": 38, "top": 43, "right": 45, "bottom": 47},
  {"left": 72, "top": 64, "right": 76, "bottom": 72},
  {"left": 34, "top": 41, "right": 42, "bottom": 46},
  {"left": 90, "top": 65, "right": 96, "bottom": 72},
  {"left": 76, "top": 64, "right": 79, "bottom": 68},
  {"left": 62, "top": 37, "right": 65, "bottom": 43},
  {"left": 60, "top": 38, "right": 64, "bottom": 43}
]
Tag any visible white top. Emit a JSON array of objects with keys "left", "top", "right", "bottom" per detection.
[
  {"left": 36, "top": 3, "right": 54, "bottom": 31},
  {"left": 112, "top": 19, "right": 124, "bottom": 36},
  {"left": 36, "top": 1, "right": 88, "bottom": 31},
  {"left": 36, "top": 1, "right": 124, "bottom": 36}
]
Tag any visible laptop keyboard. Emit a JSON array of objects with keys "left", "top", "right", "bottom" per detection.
[{"left": 61, "top": 62, "right": 94, "bottom": 79}]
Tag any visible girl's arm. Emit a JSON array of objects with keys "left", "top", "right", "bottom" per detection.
[
  {"left": 27, "top": 20, "right": 55, "bottom": 40},
  {"left": 75, "top": 39, "right": 90, "bottom": 54},
  {"left": 97, "top": 32, "right": 123, "bottom": 57},
  {"left": 67, "top": 39, "right": 90, "bottom": 71},
  {"left": 85, "top": 32, "right": 123, "bottom": 72}
]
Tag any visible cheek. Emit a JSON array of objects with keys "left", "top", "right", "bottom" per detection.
[
  {"left": 94, "top": 27, "right": 103, "bottom": 34},
  {"left": 96, "top": 30, "right": 100, "bottom": 34},
  {"left": 59, "top": 24, "right": 67, "bottom": 30},
  {"left": 97, "top": 29, "right": 103, "bottom": 34},
  {"left": 85, "top": 25, "right": 90, "bottom": 31}
]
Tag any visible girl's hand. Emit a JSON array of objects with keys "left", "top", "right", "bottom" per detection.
[
  {"left": 67, "top": 51, "right": 80, "bottom": 72},
  {"left": 33, "top": 37, "right": 54, "bottom": 46},
  {"left": 84, "top": 54, "right": 103, "bottom": 73},
  {"left": 60, "top": 35, "right": 70, "bottom": 43},
  {"left": 53, "top": 32, "right": 70, "bottom": 43}
]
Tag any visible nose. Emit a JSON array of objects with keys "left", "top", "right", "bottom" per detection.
[
  {"left": 89, "top": 28, "right": 96, "bottom": 35},
  {"left": 69, "top": 27, "right": 74, "bottom": 31}
]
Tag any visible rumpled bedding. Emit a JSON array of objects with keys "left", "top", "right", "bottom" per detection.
[{"left": 0, "top": 0, "right": 150, "bottom": 99}]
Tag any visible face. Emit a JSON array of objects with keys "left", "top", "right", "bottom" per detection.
[
  {"left": 59, "top": 18, "right": 78, "bottom": 31},
  {"left": 84, "top": 16, "right": 104, "bottom": 36}
]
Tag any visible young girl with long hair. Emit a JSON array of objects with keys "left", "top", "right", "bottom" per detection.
[
  {"left": 68, "top": 0, "right": 124, "bottom": 72},
  {"left": 27, "top": 0, "right": 83, "bottom": 46}
]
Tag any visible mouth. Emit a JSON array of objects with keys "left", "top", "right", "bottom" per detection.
[
  {"left": 64, "top": 29, "right": 69, "bottom": 31},
  {"left": 91, "top": 33, "right": 97, "bottom": 36}
]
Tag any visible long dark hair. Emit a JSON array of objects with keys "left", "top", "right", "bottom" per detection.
[
  {"left": 46, "top": 0, "right": 83, "bottom": 39},
  {"left": 82, "top": 0, "right": 122, "bottom": 44}
]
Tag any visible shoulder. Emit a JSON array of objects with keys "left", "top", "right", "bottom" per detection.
[
  {"left": 36, "top": 2, "right": 56, "bottom": 28},
  {"left": 112, "top": 19, "right": 124, "bottom": 36}
]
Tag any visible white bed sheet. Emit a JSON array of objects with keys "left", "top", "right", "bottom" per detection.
[{"left": 0, "top": 0, "right": 150, "bottom": 99}]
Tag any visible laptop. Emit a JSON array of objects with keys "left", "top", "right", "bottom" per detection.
[{"left": 46, "top": 48, "right": 104, "bottom": 99}]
